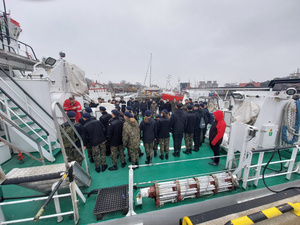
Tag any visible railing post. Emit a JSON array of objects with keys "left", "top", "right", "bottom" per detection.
[
  {"left": 242, "top": 152, "right": 253, "bottom": 189},
  {"left": 51, "top": 181, "right": 63, "bottom": 223},
  {"left": 70, "top": 181, "right": 79, "bottom": 224},
  {"left": 126, "top": 165, "right": 136, "bottom": 217},
  {"left": 47, "top": 136, "right": 53, "bottom": 157},
  {"left": 254, "top": 152, "right": 264, "bottom": 186},
  {"left": 286, "top": 145, "right": 298, "bottom": 180}
]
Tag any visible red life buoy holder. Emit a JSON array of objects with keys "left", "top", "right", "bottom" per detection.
[{"left": 26, "top": 51, "right": 32, "bottom": 59}]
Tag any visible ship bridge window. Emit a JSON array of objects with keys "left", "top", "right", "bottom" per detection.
[{"left": 45, "top": 57, "right": 56, "bottom": 66}]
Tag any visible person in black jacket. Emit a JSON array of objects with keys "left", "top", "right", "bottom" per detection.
[
  {"left": 107, "top": 110, "right": 125, "bottom": 171},
  {"left": 183, "top": 105, "right": 197, "bottom": 155},
  {"left": 200, "top": 103, "right": 210, "bottom": 145},
  {"left": 157, "top": 109, "right": 171, "bottom": 160},
  {"left": 147, "top": 98, "right": 153, "bottom": 110},
  {"left": 193, "top": 104, "right": 201, "bottom": 152},
  {"left": 170, "top": 104, "right": 187, "bottom": 157},
  {"left": 78, "top": 107, "right": 96, "bottom": 162},
  {"left": 133, "top": 98, "right": 140, "bottom": 117},
  {"left": 119, "top": 97, "right": 126, "bottom": 113},
  {"left": 89, "top": 100, "right": 99, "bottom": 108},
  {"left": 158, "top": 98, "right": 165, "bottom": 114},
  {"left": 82, "top": 113, "right": 106, "bottom": 173},
  {"left": 164, "top": 99, "right": 172, "bottom": 114},
  {"left": 99, "top": 106, "right": 112, "bottom": 156},
  {"left": 99, "top": 106, "right": 112, "bottom": 133},
  {"left": 153, "top": 114, "right": 161, "bottom": 157},
  {"left": 140, "top": 110, "right": 157, "bottom": 164},
  {"left": 127, "top": 97, "right": 134, "bottom": 107},
  {"left": 79, "top": 107, "right": 96, "bottom": 125},
  {"left": 140, "top": 99, "right": 147, "bottom": 118}
]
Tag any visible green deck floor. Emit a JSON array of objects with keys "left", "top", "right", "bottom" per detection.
[{"left": 1, "top": 139, "right": 299, "bottom": 225}]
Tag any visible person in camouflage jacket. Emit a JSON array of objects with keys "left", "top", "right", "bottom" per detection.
[
  {"left": 123, "top": 112, "right": 141, "bottom": 168},
  {"left": 150, "top": 101, "right": 158, "bottom": 118}
]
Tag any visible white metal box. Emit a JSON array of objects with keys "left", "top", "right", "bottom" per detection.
[{"left": 258, "top": 123, "right": 278, "bottom": 148}]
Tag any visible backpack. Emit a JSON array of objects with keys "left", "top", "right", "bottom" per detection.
[
  {"left": 208, "top": 112, "right": 215, "bottom": 124},
  {"left": 199, "top": 110, "right": 206, "bottom": 129},
  {"left": 199, "top": 117, "right": 206, "bottom": 129},
  {"left": 61, "top": 123, "right": 78, "bottom": 148}
]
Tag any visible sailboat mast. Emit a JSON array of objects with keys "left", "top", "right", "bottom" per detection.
[{"left": 149, "top": 53, "right": 152, "bottom": 87}]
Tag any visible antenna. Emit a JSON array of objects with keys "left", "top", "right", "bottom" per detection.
[
  {"left": 143, "top": 53, "right": 152, "bottom": 87},
  {"left": 165, "top": 74, "right": 172, "bottom": 89},
  {"left": 149, "top": 53, "right": 152, "bottom": 87}
]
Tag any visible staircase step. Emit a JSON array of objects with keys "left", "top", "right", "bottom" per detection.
[
  {"left": 11, "top": 114, "right": 26, "bottom": 120},
  {"left": 43, "top": 141, "right": 56, "bottom": 150},
  {"left": 36, "top": 136, "right": 47, "bottom": 142},
  {"left": 19, "top": 121, "right": 35, "bottom": 128},
  {"left": 1, "top": 107, "right": 18, "bottom": 112},
  {"left": 52, "top": 148, "right": 61, "bottom": 156},
  {"left": 27, "top": 129, "right": 42, "bottom": 135}
]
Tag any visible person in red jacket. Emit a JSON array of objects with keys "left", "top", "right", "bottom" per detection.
[
  {"left": 208, "top": 110, "right": 226, "bottom": 166},
  {"left": 63, "top": 97, "right": 82, "bottom": 122}
]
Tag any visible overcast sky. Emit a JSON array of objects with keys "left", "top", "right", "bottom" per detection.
[{"left": 6, "top": 0, "right": 300, "bottom": 88}]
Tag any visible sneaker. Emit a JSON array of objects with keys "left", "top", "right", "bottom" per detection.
[
  {"left": 209, "top": 162, "right": 219, "bottom": 166},
  {"left": 121, "top": 162, "right": 127, "bottom": 168},
  {"left": 89, "top": 158, "right": 94, "bottom": 163},
  {"left": 101, "top": 164, "right": 108, "bottom": 172},
  {"left": 108, "top": 165, "right": 118, "bottom": 171},
  {"left": 95, "top": 167, "right": 101, "bottom": 173}
]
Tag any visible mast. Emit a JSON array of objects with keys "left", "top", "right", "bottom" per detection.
[
  {"left": 2, "top": 0, "right": 10, "bottom": 46},
  {"left": 149, "top": 53, "right": 152, "bottom": 87}
]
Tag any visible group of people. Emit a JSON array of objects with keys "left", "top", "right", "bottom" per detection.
[{"left": 62, "top": 96, "right": 226, "bottom": 174}]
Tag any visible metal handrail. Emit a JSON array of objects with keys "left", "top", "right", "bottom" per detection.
[
  {"left": 0, "top": 31, "right": 38, "bottom": 60},
  {"left": 51, "top": 101, "right": 89, "bottom": 174},
  {"left": 251, "top": 145, "right": 296, "bottom": 153},
  {"left": 0, "top": 67, "right": 53, "bottom": 120},
  {"left": 0, "top": 110, "right": 45, "bottom": 165},
  {"left": 0, "top": 87, "right": 49, "bottom": 136},
  {"left": 268, "top": 78, "right": 300, "bottom": 88}
]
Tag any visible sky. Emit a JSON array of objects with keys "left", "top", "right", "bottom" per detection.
[{"left": 5, "top": 0, "right": 300, "bottom": 88}]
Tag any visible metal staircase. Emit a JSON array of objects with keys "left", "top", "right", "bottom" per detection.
[{"left": 0, "top": 68, "right": 61, "bottom": 162}]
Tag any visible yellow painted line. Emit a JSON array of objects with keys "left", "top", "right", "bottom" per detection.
[{"left": 231, "top": 216, "right": 254, "bottom": 225}]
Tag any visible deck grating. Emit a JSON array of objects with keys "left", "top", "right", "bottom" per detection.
[{"left": 93, "top": 184, "right": 128, "bottom": 220}]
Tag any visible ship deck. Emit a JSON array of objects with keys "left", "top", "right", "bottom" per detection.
[{"left": 1, "top": 138, "right": 299, "bottom": 225}]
